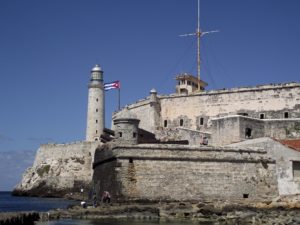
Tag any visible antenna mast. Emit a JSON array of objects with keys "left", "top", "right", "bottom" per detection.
[
  {"left": 179, "top": 0, "right": 219, "bottom": 91},
  {"left": 197, "top": 0, "right": 201, "bottom": 90}
]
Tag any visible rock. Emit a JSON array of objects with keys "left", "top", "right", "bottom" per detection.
[
  {"left": 13, "top": 142, "right": 98, "bottom": 199},
  {"left": 197, "top": 204, "right": 222, "bottom": 216},
  {"left": 0, "top": 212, "right": 40, "bottom": 225}
]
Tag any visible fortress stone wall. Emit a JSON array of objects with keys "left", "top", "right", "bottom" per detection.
[
  {"left": 229, "top": 138, "right": 300, "bottom": 196},
  {"left": 93, "top": 144, "right": 277, "bottom": 202},
  {"left": 210, "top": 116, "right": 300, "bottom": 146},
  {"left": 159, "top": 83, "right": 300, "bottom": 131},
  {"left": 113, "top": 82, "right": 300, "bottom": 145}
]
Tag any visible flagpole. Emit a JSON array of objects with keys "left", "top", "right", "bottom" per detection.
[{"left": 118, "top": 88, "right": 120, "bottom": 110}]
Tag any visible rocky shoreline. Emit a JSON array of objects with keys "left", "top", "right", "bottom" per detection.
[
  {"left": 1, "top": 195, "right": 300, "bottom": 225},
  {"left": 0, "top": 212, "right": 40, "bottom": 225},
  {"left": 41, "top": 195, "right": 300, "bottom": 225}
]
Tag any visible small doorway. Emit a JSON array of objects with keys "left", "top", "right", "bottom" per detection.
[{"left": 245, "top": 128, "right": 252, "bottom": 139}]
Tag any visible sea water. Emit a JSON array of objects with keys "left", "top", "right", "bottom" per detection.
[{"left": 0, "top": 191, "right": 76, "bottom": 212}]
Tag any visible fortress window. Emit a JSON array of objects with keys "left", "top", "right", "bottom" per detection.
[
  {"left": 293, "top": 161, "right": 300, "bottom": 179},
  {"left": 180, "top": 119, "right": 183, "bottom": 126},
  {"left": 243, "top": 194, "right": 249, "bottom": 198},
  {"left": 119, "top": 132, "right": 122, "bottom": 137},
  {"left": 129, "top": 158, "right": 133, "bottom": 163},
  {"left": 133, "top": 132, "right": 136, "bottom": 138},
  {"left": 95, "top": 138, "right": 98, "bottom": 141},
  {"left": 259, "top": 113, "right": 265, "bottom": 119},
  {"left": 187, "top": 81, "right": 191, "bottom": 85},
  {"left": 96, "top": 109, "right": 98, "bottom": 112},
  {"left": 96, "top": 98, "right": 98, "bottom": 102},
  {"left": 96, "top": 130, "right": 98, "bottom": 134},
  {"left": 96, "top": 120, "right": 98, "bottom": 123},
  {"left": 200, "top": 118, "right": 204, "bottom": 126},
  {"left": 245, "top": 128, "right": 252, "bottom": 139},
  {"left": 284, "top": 112, "right": 289, "bottom": 118},
  {"left": 164, "top": 120, "right": 168, "bottom": 127}
]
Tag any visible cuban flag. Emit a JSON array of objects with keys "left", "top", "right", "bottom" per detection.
[{"left": 104, "top": 80, "right": 120, "bottom": 91}]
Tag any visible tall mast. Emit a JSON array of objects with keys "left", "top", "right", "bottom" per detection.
[
  {"left": 197, "top": 0, "right": 201, "bottom": 90},
  {"left": 179, "top": 0, "right": 219, "bottom": 92}
]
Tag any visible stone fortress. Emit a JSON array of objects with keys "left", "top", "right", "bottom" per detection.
[{"left": 14, "top": 64, "right": 300, "bottom": 203}]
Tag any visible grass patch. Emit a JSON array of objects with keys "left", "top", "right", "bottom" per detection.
[{"left": 37, "top": 165, "right": 51, "bottom": 177}]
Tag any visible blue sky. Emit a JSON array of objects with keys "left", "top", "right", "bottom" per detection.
[{"left": 0, "top": 0, "right": 300, "bottom": 190}]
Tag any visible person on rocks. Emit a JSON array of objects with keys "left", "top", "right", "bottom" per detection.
[
  {"left": 93, "top": 194, "right": 98, "bottom": 207},
  {"left": 101, "top": 191, "right": 111, "bottom": 203}
]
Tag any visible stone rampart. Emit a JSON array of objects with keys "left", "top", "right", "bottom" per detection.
[
  {"left": 152, "top": 127, "right": 211, "bottom": 146},
  {"left": 93, "top": 144, "right": 277, "bottom": 202},
  {"left": 112, "top": 82, "right": 300, "bottom": 144},
  {"left": 210, "top": 116, "right": 300, "bottom": 146}
]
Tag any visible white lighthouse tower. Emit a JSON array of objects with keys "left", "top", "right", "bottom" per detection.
[{"left": 86, "top": 64, "right": 104, "bottom": 141}]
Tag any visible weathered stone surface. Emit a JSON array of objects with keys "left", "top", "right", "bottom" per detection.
[
  {"left": 13, "top": 141, "right": 99, "bottom": 198},
  {"left": 113, "top": 82, "right": 300, "bottom": 145},
  {"left": 93, "top": 143, "right": 277, "bottom": 202},
  {"left": 229, "top": 138, "right": 300, "bottom": 196},
  {"left": 114, "top": 83, "right": 300, "bottom": 129}
]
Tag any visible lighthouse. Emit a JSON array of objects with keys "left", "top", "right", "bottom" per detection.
[{"left": 86, "top": 64, "right": 104, "bottom": 141}]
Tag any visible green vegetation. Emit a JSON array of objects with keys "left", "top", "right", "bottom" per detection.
[{"left": 37, "top": 164, "right": 50, "bottom": 177}]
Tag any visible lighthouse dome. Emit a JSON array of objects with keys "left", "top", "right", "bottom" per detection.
[
  {"left": 91, "top": 64, "right": 102, "bottom": 72},
  {"left": 90, "top": 64, "right": 103, "bottom": 81}
]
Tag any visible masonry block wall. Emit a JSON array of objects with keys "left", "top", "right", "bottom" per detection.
[
  {"left": 229, "top": 138, "right": 300, "bottom": 196},
  {"left": 264, "top": 120, "right": 300, "bottom": 139},
  {"left": 93, "top": 144, "right": 278, "bottom": 202},
  {"left": 210, "top": 116, "right": 241, "bottom": 146},
  {"left": 159, "top": 83, "right": 300, "bottom": 131},
  {"left": 113, "top": 83, "right": 300, "bottom": 144}
]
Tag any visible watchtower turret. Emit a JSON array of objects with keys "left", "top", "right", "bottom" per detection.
[{"left": 113, "top": 109, "right": 140, "bottom": 145}]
